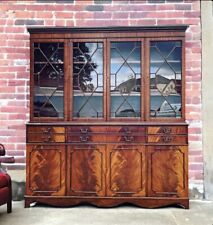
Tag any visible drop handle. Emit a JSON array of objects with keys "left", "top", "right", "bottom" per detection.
[
  {"left": 124, "top": 128, "right": 131, "bottom": 134},
  {"left": 161, "top": 127, "right": 172, "bottom": 134},
  {"left": 42, "top": 135, "right": 52, "bottom": 142},
  {"left": 42, "top": 127, "right": 52, "bottom": 133},
  {"left": 80, "top": 128, "right": 88, "bottom": 134},
  {"left": 124, "top": 136, "right": 134, "bottom": 142},
  {"left": 161, "top": 136, "right": 173, "bottom": 143},
  {"left": 80, "top": 136, "right": 89, "bottom": 142}
]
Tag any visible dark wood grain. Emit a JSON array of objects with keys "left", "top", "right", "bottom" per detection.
[
  {"left": 107, "top": 145, "right": 146, "bottom": 197},
  {"left": 67, "top": 145, "right": 106, "bottom": 197},
  {"left": 26, "top": 145, "right": 65, "bottom": 196},
  {"left": 26, "top": 27, "right": 189, "bottom": 209},
  {"left": 147, "top": 146, "right": 188, "bottom": 197}
]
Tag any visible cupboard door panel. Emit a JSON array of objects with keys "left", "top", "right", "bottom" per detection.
[
  {"left": 26, "top": 145, "right": 65, "bottom": 196},
  {"left": 67, "top": 145, "right": 106, "bottom": 196},
  {"left": 148, "top": 146, "right": 188, "bottom": 197},
  {"left": 107, "top": 145, "right": 146, "bottom": 197}
]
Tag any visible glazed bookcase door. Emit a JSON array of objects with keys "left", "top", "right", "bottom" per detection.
[
  {"left": 147, "top": 146, "right": 188, "bottom": 197},
  {"left": 67, "top": 145, "right": 106, "bottom": 197},
  {"left": 107, "top": 145, "right": 146, "bottom": 197},
  {"left": 26, "top": 145, "right": 66, "bottom": 196},
  {"left": 148, "top": 38, "right": 185, "bottom": 121},
  {"left": 72, "top": 40, "right": 106, "bottom": 120},
  {"left": 31, "top": 41, "right": 65, "bottom": 121},
  {"left": 108, "top": 39, "right": 143, "bottom": 120}
]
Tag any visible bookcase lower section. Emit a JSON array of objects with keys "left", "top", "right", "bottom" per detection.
[
  {"left": 25, "top": 123, "right": 189, "bottom": 209},
  {"left": 24, "top": 196, "right": 189, "bottom": 209}
]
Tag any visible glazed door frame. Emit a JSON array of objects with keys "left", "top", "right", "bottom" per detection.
[{"left": 30, "top": 31, "right": 186, "bottom": 123}]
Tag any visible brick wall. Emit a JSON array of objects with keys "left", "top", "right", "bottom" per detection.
[{"left": 0, "top": 0, "right": 202, "bottom": 191}]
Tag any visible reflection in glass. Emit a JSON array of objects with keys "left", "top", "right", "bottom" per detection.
[
  {"left": 150, "top": 41, "right": 182, "bottom": 118},
  {"left": 110, "top": 42, "right": 141, "bottom": 118},
  {"left": 73, "top": 42, "right": 103, "bottom": 118},
  {"left": 33, "top": 42, "right": 64, "bottom": 118}
]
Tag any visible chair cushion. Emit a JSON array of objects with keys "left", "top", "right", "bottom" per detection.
[{"left": 0, "top": 173, "right": 10, "bottom": 188}]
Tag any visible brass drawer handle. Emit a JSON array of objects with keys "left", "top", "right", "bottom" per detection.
[
  {"left": 42, "top": 135, "right": 53, "bottom": 142},
  {"left": 80, "top": 128, "right": 88, "bottom": 134},
  {"left": 80, "top": 136, "right": 89, "bottom": 142},
  {"left": 161, "top": 127, "right": 172, "bottom": 134},
  {"left": 124, "top": 128, "right": 131, "bottom": 134},
  {"left": 42, "top": 127, "right": 52, "bottom": 134},
  {"left": 124, "top": 136, "right": 134, "bottom": 142},
  {"left": 161, "top": 136, "right": 173, "bottom": 143}
]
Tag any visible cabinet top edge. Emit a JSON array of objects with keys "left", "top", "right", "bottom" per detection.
[
  {"left": 27, "top": 25, "right": 189, "bottom": 34},
  {"left": 26, "top": 122, "right": 189, "bottom": 126}
]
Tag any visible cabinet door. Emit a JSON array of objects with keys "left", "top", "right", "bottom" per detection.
[
  {"left": 26, "top": 145, "right": 66, "bottom": 196},
  {"left": 107, "top": 145, "right": 146, "bottom": 197},
  {"left": 147, "top": 146, "right": 188, "bottom": 197},
  {"left": 67, "top": 145, "right": 106, "bottom": 197}
]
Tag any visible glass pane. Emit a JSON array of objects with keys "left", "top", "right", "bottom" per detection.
[
  {"left": 33, "top": 42, "right": 64, "bottom": 118},
  {"left": 150, "top": 41, "right": 182, "bottom": 118},
  {"left": 73, "top": 42, "right": 103, "bottom": 118},
  {"left": 110, "top": 41, "right": 141, "bottom": 118}
]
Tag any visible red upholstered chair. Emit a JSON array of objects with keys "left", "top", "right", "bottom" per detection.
[{"left": 0, "top": 144, "right": 15, "bottom": 213}]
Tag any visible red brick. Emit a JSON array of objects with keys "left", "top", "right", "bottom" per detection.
[
  {"left": 112, "top": 12, "right": 128, "bottom": 19},
  {"left": 55, "top": 12, "right": 74, "bottom": 19},
  {"left": 129, "top": 19, "right": 156, "bottom": 26},
  {"left": 94, "top": 12, "right": 112, "bottom": 19},
  {"left": 157, "top": 4, "right": 175, "bottom": 10},
  {"left": 189, "top": 163, "right": 203, "bottom": 171},
  {"left": 75, "top": 12, "right": 93, "bottom": 19},
  {"left": 36, "top": 11, "right": 53, "bottom": 19},
  {"left": 157, "top": 19, "right": 184, "bottom": 25},
  {"left": 7, "top": 151, "right": 25, "bottom": 156},
  {"left": 15, "top": 11, "right": 35, "bottom": 18}
]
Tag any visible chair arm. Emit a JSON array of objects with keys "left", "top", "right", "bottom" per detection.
[
  {"left": 0, "top": 144, "right": 6, "bottom": 156},
  {"left": 0, "top": 156, "right": 15, "bottom": 164}
]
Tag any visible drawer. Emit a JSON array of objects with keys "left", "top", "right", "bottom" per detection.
[
  {"left": 107, "top": 126, "right": 146, "bottom": 134},
  {"left": 147, "top": 135, "right": 187, "bottom": 144},
  {"left": 67, "top": 126, "right": 145, "bottom": 143},
  {"left": 27, "top": 126, "right": 65, "bottom": 143},
  {"left": 67, "top": 126, "right": 107, "bottom": 143},
  {"left": 67, "top": 126, "right": 107, "bottom": 134},
  {"left": 147, "top": 126, "right": 187, "bottom": 135},
  {"left": 68, "top": 133, "right": 145, "bottom": 143},
  {"left": 107, "top": 126, "right": 145, "bottom": 143}
]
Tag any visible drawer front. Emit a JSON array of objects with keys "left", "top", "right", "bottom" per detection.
[
  {"left": 67, "top": 126, "right": 146, "bottom": 143},
  {"left": 147, "top": 135, "right": 187, "bottom": 144},
  {"left": 67, "top": 126, "right": 107, "bottom": 143},
  {"left": 147, "top": 126, "right": 187, "bottom": 135},
  {"left": 27, "top": 126, "right": 65, "bottom": 143},
  {"left": 107, "top": 126, "right": 146, "bottom": 143}
]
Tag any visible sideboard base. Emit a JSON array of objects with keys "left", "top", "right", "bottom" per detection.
[{"left": 24, "top": 196, "right": 189, "bottom": 209}]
